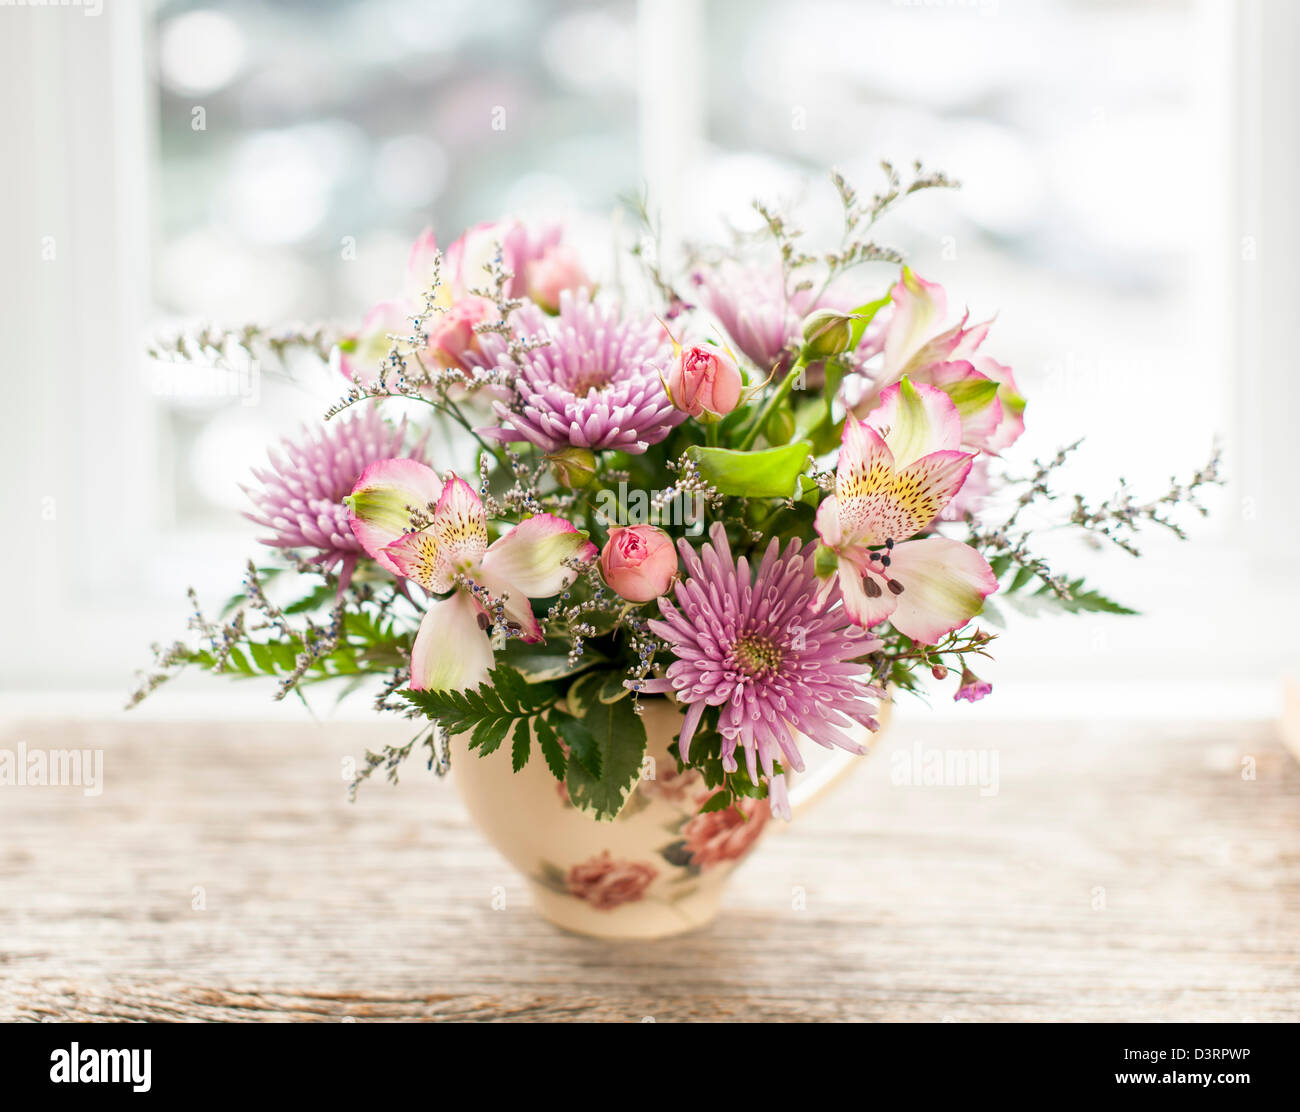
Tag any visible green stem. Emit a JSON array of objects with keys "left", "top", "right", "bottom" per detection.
[{"left": 737, "top": 357, "right": 806, "bottom": 452}]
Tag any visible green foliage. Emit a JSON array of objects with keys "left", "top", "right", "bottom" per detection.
[
  {"left": 1003, "top": 577, "right": 1137, "bottom": 617},
  {"left": 498, "top": 637, "right": 608, "bottom": 682},
  {"left": 669, "top": 714, "right": 777, "bottom": 815},
  {"left": 403, "top": 665, "right": 562, "bottom": 766},
  {"left": 684, "top": 441, "right": 812, "bottom": 498},
  {"left": 563, "top": 692, "right": 647, "bottom": 821}
]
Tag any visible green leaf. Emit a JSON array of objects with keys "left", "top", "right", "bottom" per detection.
[
  {"left": 1008, "top": 565, "right": 1037, "bottom": 593},
  {"left": 551, "top": 709, "right": 601, "bottom": 780},
  {"left": 470, "top": 715, "right": 510, "bottom": 757},
  {"left": 402, "top": 666, "right": 560, "bottom": 753},
  {"left": 534, "top": 715, "right": 567, "bottom": 781},
  {"left": 283, "top": 583, "right": 337, "bottom": 615},
  {"left": 597, "top": 670, "right": 632, "bottom": 704},
  {"left": 565, "top": 671, "right": 604, "bottom": 718},
  {"left": 511, "top": 722, "right": 531, "bottom": 772},
  {"left": 564, "top": 695, "right": 647, "bottom": 821},
  {"left": 684, "top": 441, "right": 812, "bottom": 498},
  {"left": 697, "top": 791, "right": 733, "bottom": 814},
  {"left": 498, "top": 638, "right": 608, "bottom": 683},
  {"left": 1001, "top": 577, "right": 1138, "bottom": 617},
  {"left": 846, "top": 294, "right": 890, "bottom": 350}
]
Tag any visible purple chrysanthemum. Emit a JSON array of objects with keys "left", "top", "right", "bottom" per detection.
[
  {"left": 243, "top": 405, "right": 427, "bottom": 587},
  {"left": 478, "top": 290, "right": 681, "bottom": 454},
  {"left": 640, "top": 522, "right": 884, "bottom": 820}
]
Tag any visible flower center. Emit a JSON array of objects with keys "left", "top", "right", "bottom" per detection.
[
  {"left": 566, "top": 362, "right": 613, "bottom": 397},
  {"left": 732, "top": 633, "right": 782, "bottom": 678}
]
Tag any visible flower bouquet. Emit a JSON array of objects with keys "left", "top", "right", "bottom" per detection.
[{"left": 138, "top": 166, "right": 1218, "bottom": 937}]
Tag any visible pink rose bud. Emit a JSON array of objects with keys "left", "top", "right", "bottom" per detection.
[
  {"left": 664, "top": 345, "right": 742, "bottom": 419},
  {"left": 599, "top": 525, "right": 678, "bottom": 603},
  {"left": 425, "top": 295, "right": 497, "bottom": 370},
  {"left": 525, "top": 245, "right": 589, "bottom": 313}
]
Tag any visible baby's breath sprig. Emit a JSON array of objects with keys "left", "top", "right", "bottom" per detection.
[{"left": 148, "top": 321, "right": 338, "bottom": 372}]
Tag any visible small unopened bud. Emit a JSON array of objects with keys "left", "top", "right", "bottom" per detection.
[
  {"left": 930, "top": 664, "right": 948, "bottom": 681},
  {"left": 548, "top": 446, "right": 597, "bottom": 489},
  {"left": 800, "top": 308, "right": 853, "bottom": 361}
]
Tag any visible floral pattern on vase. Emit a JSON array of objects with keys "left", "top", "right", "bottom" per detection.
[{"left": 563, "top": 852, "right": 659, "bottom": 910}]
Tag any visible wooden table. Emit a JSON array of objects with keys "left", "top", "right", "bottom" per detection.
[{"left": 3, "top": 713, "right": 1297, "bottom": 1021}]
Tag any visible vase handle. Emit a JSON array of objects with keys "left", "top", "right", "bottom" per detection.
[{"left": 787, "top": 698, "right": 892, "bottom": 817}]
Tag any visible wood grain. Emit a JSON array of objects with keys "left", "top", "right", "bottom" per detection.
[{"left": 2, "top": 713, "right": 1297, "bottom": 1022}]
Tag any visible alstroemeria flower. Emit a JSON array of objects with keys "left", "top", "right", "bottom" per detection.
[
  {"left": 862, "top": 268, "right": 1026, "bottom": 454},
  {"left": 345, "top": 459, "right": 596, "bottom": 691},
  {"left": 816, "top": 378, "right": 998, "bottom": 644}
]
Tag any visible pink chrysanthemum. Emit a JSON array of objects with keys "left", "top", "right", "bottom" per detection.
[
  {"left": 478, "top": 290, "right": 681, "bottom": 454},
  {"left": 639, "top": 523, "right": 884, "bottom": 820},
  {"left": 243, "top": 406, "right": 427, "bottom": 587},
  {"left": 690, "top": 260, "right": 819, "bottom": 373}
]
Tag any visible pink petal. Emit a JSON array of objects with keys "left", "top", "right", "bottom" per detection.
[
  {"left": 346, "top": 458, "right": 443, "bottom": 576},
  {"left": 479, "top": 512, "right": 597, "bottom": 598},
  {"left": 881, "top": 536, "right": 998, "bottom": 645},
  {"left": 866, "top": 376, "right": 964, "bottom": 466},
  {"left": 881, "top": 267, "right": 947, "bottom": 381}
]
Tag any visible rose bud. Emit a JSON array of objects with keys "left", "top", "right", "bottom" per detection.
[
  {"left": 663, "top": 344, "right": 743, "bottom": 419},
  {"left": 526, "top": 245, "right": 589, "bottom": 313},
  {"left": 800, "top": 308, "right": 853, "bottom": 361},
  {"left": 599, "top": 525, "right": 678, "bottom": 603},
  {"left": 425, "top": 295, "right": 497, "bottom": 370}
]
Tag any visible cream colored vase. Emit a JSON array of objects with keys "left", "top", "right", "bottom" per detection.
[{"left": 451, "top": 696, "right": 888, "bottom": 940}]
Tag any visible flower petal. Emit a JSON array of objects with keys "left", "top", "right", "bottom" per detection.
[
  {"left": 974, "top": 355, "right": 1026, "bottom": 452},
  {"left": 883, "top": 536, "right": 998, "bottom": 644},
  {"left": 882, "top": 267, "right": 947, "bottom": 380},
  {"left": 478, "top": 512, "right": 597, "bottom": 598},
  {"left": 918, "top": 361, "right": 1002, "bottom": 450},
  {"left": 837, "top": 560, "right": 897, "bottom": 630},
  {"left": 410, "top": 590, "right": 495, "bottom": 692},
  {"left": 346, "top": 458, "right": 443, "bottom": 576},
  {"left": 473, "top": 569, "right": 544, "bottom": 643},
  {"left": 429, "top": 474, "right": 489, "bottom": 570},
  {"left": 833, "top": 415, "right": 895, "bottom": 546},
  {"left": 384, "top": 531, "right": 451, "bottom": 593},
  {"left": 866, "top": 375, "right": 963, "bottom": 467}
]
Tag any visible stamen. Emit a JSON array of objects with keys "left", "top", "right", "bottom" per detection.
[
  {"left": 887, "top": 579, "right": 904, "bottom": 595},
  {"left": 863, "top": 577, "right": 882, "bottom": 598}
]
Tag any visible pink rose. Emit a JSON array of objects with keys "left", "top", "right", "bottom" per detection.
[
  {"left": 525, "top": 245, "right": 590, "bottom": 312},
  {"left": 425, "top": 296, "right": 497, "bottom": 371},
  {"left": 681, "top": 795, "right": 771, "bottom": 868},
  {"left": 599, "top": 525, "right": 678, "bottom": 603},
  {"left": 565, "top": 852, "right": 658, "bottom": 910},
  {"left": 664, "top": 345, "right": 742, "bottom": 418}
]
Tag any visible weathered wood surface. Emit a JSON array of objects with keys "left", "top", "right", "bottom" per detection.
[{"left": 2, "top": 714, "right": 1297, "bottom": 1022}]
